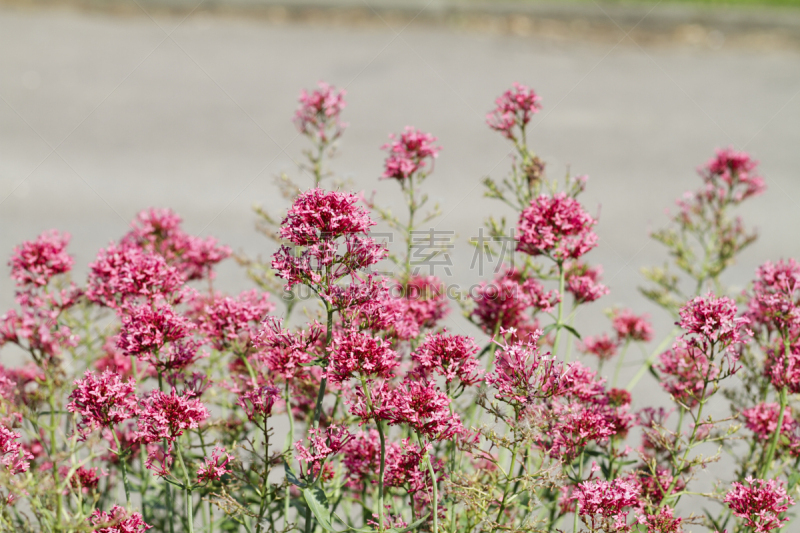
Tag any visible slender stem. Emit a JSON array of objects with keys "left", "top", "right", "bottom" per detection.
[
  {"left": 612, "top": 341, "right": 630, "bottom": 388},
  {"left": 257, "top": 420, "right": 272, "bottom": 533},
  {"left": 626, "top": 327, "right": 681, "bottom": 391},
  {"left": 158, "top": 371, "right": 175, "bottom": 533},
  {"left": 552, "top": 263, "right": 566, "bottom": 359},
  {"left": 572, "top": 449, "right": 585, "bottom": 533},
  {"left": 47, "top": 387, "right": 63, "bottom": 528},
  {"left": 283, "top": 380, "right": 295, "bottom": 530},
  {"left": 112, "top": 430, "right": 132, "bottom": 508},
  {"left": 494, "top": 444, "right": 519, "bottom": 527},
  {"left": 418, "top": 434, "right": 439, "bottom": 533},
  {"left": 376, "top": 420, "right": 387, "bottom": 532},
  {"left": 761, "top": 386, "right": 788, "bottom": 479},
  {"left": 176, "top": 442, "right": 194, "bottom": 533}
]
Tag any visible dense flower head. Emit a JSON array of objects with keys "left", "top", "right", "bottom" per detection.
[
  {"left": 0, "top": 291, "right": 81, "bottom": 360},
  {"left": 679, "top": 293, "right": 748, "bottom": 350},
  {"left": 611, "top": 309, "right": 654, "bottom": 343},
  {"left": 387, "top": 378, "right": 462, "bottom": 441},
  {"left": 387, "top": 275, "right": 450, "bottom": 339},
  {"left": 341, "top": 429, "right": 402, "bottom": 489},
  {"left": 741, "top": 403, "right": 798, "bottom": 453},
  {"left": 90, "top": 506, "right": 152, "bottom": 532},
  {"left": 574, "top": 477, "right": 640, "bottom": 531},
  {"left": 384, "top": 439, "right": 439, "bottom": 494},
  {"left": 700, "top": 147, "right": 766, "bottom": 205},
  {"left": 9, "top": 230, "right": 74, "bottom": 287},
  {"left": 278, "top": 188, "right": 376, "bottom": 246},
  {"left": 565, "top": 262, "right": 609, "bottom": 304},
  {"left": 237, "top": 385, "right": 281, "bottom": 421},
  {"left": 636, "top": 507, "right": 684, "bottom": 533},
  {"left": 580, "top": 333, "right": 619, "bottom": 361},
  {"left": 487, "top": 330, "right": 567, "bottom": 404},
  {"left": 724, "top": 477, "right": 793, "bottom": 532},
  {"left": 546, "top": 402, "right": 617, "bottom": 460},
  {"left": 194, "top": 289, "right": 274, "bottom": 350},
  {"left": 294, "top": 81, "right": 347, "bottom": 143},
  {"left": 0, "top": 425, "right": 33, "bottom": 475},
  {"left": 411, "top": 331, "right": 482, "bottom": 385},
  {"left": 327, "top": 329, "right": 398, "bottom": 383},
  {"left": 257, "top": 317, "right": 322, "bottom": 381},
  {"left": 295, "top": 425, "right": 352, "bottom": 477},
  {"left": 136, "top": 389, "right": 209, "bottom": 473},
  {"left": 86, "top": 244, "right": 185, "bottom": 308},
  {"left": 381, "top": 127, "right": 440, "bottom": 181},
  {"left": 746, "top": 259, "right": 800, "bottom": 335},
  {"left": 516, "top": 193, "right": 598, "bottom": 261},
  {"left": 655, "top": 338, "right": 718, "bottom": 407},
  {"left": 196, "top": 445, "right": 234, "bottom": 483},
  {"left": 117, "top": 303, "right": 194, "bottom": 358},
  {"left": 486, "top": 82, "right": 542, "bottom": 140},
  {"left": 634, "top": 467, "right": 684, "bottom": 507},
  {"left": 764, "top": 343, "right": 800, "bottom": 393},
  {"left": 471, "top": 267, "right": 557, "bottom": 335},
  {"left": 122, "top": 208, "right": 230, "bottom": 281},
  {"left": 67, "top": 370, "right": 139, "bottom": 437}
]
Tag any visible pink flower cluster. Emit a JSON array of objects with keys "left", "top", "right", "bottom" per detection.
[
  {"left": 381, "top": 127, "right": 440, "bottom": 181},
  {"left": 679, "top": 293, "right": 748, "bottom": 351},
  {"left": 747, "top": 259, "right": 800, "bottom": 336},
  {"left": 700, "top": 147, "right": 766, "bottom": 205},
  {"left": 237, "top": 385, "right": 281, "bottom": 421},
  {"left": 741, "top": 402, "right": 799, "bottom": 454},
  {"left": 724, "top": 477, "right": 793, "bottom": 532},
  {"left": 196, "top": 445, "right": 234, "bottom": 483},
  {"left": 486, "top": 330, "right": 565, "bottom": 404},
  {"left": 580, "top": 333, "right": 618, "bottom": 361},
  {"left": 194, "top": 289, "right": 274, "bottom": 351},
  {"left": 67, "top": 370, "right": 139, "bottom": 437},
  {"left": 565, "top": 261, "right": 609, "bottom": 304},
  {"left": 471, "top": 268, "right": 557, "bottom": 338},
  {"left": 611, "top": 309, "right": 654, "bottom": 343},
  {"left": 384, "top": 378, "right": 462, "bottom": 441},
  {"left": 486, "top": 82, "right": 542, "bottom": 140},
  {"left": 0, "top": 425, "right": 32, "bottom": 475},
  {"left": 90, "top": 505, "right": 152, "bottom": 532},
  {"left": 295, "top": 425, "right": 352, "bottom": 477},
  {"left": 9, "top": 230, "right": 74, "bottom": 287},
  {"left": 764, "top": 343, "right": 800, "bottom": 394},
  {"left": 411, "top": 331, "right": 482, "bottom": 386},
  {"left": 117, "top": 303, "right": 194, "bottom": 358},
  {"left": 574, "top": 477, "right": 640, "bottom": 531},
  {"left": 655, "top": 338, "right": 718, "bottom": 407},
  {"left": 294, "top": 81, "right": 347, "bottom": 144},
  {"left": 516, "top": 193, "right": 598, "bottom": 261},
  {"left": 122, "top": 208, "right": 230, "bottom": 281},
  {"left": 327, "top": 329, "right": 398, "bottom": 383}
]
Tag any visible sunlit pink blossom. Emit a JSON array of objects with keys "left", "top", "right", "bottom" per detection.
[
  {"left": 295, "top": 425, "right": 352, "bottom": 477},
  {"left": 381, "top": 127, "right": 440, "bottom": 181},
  {"left": 724, "top": 477, "right": 793, "bottom": 532},
  {"left": 700, "top": 147, "right": 766, "bottom": 205},
  {"left": 636, "top": 506, "right": 684, "bottom": 533},
  {"left": 655, "top": 338, "right": 718, "bottom": 407},
  {"left": 327, "top": 329, "right": 398, "bottom": 383},
  {"left": 194, "top": 289, "right": 274, "bottom": 351},
  {"left": 611, "top": 309, "right": 654, "bottom": 343},
  {"left": 117, "top": 303, "right": 194, "bottom": 358},
  {"left": 486, "top": 83, "right": 542, "bottom": 140},
  {"left": 580, "top": 334, "right": 619, "bottom": 361},
  {"left": 411, "top": 331, "right": 482, "bottom": 386},
  {"left": 0, "top": 425, "right": 32, "bottom": 475},
  {"left": 237, "top": 385, "right": 281, "bottom": 421},
  {"left": 9, "top": 230, "right": 73, "bottom": 287},
  {"left": 196, "top": 446, "right": 234, "bottom": 483},
  {"left": 294, "top": 81, "right": 347, "bottom": 143},
  {"left": 565, "top": 262, "right": 609, "bottom": 304},
  {"left": 90, "top": 505, "right": 152, "bottom": 532},
  {"left": 387, "top": 378, "right": 462, "bottom": 441},
  {"left": 67, "top": 370, "right": 139, "bottom": 438},
  {"left": 679, "top": 293, "right": 748, "bottom": 350},
  {"left": 516, "top": 193, "right": 598, "bottom": 261},
  {"left": 471, "top": 268, "right": 557, "bottom": 336},
  {"left": 574, "top": 477, "right": 640, "bottom": 532}
]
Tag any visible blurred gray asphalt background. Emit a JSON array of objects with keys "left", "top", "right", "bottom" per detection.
[{"left": 1, "top": 0, "right": 800, "bottom": 381}]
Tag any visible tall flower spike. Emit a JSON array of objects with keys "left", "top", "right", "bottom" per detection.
[
  {"left": 294, "top": 81, "right": 347, "bottom": 144},
  {"left": 90, "top": 506, "right": 152, "bottom": 532},
  {"left": 411, "top": 331, "right": 482, "bottom": 386},
  {"left": 381, "top": 127, "right": 440, "bottom": 181},
  {"left": 724, "top": 477, "right": 793, "bottom": 532},
  {"left": 486, "top": 83, "right": 542, "bottom": 140}
]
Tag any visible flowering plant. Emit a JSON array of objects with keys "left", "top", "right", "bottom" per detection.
[{"left": 0, "top": 81, "right": 796, "bottom": 533}]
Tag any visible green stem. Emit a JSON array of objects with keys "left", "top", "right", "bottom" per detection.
[
  {"left": 47, "top": 388, "right": 63, "bottom": 528},
  {"left": 626, "top": 327, "right": 681, "bottom": 391},
  {"left": 418, "top": 434, "right": 439, "bottom": 533},
  {"left": 112, "top": 431, "right": 132, "bottom": 508},
  {"left": 283, "top": 380, "right": 296, "bottom": 530},
  {"left": 552, "top": 263, "right": 566, "bottom": 359},
  {"left": 158, "top": 371, "right": 175, "bottom": 533},
  {"left": 612, "top": 341, "right": 630, "bottom": 388},
  {"left": 176, "top": 442, "right": 194, "bottom": 533},
  {"left": 761, "top": 386, "right": 788, "bottom": 479},
  {"left": 494, "top": 444, "right": 519, "bottom": 528}
]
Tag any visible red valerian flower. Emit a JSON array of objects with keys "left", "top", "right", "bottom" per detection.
[
  {"left": 0, "top": 425, "right": 33, "bottom": 475},
  {"left": 117, "top": 303, "right": 194, "bottom": 358},
  {"left": 295, "top": 425, "right": 352, "bottom": 478},
  {"left": 386, "top": 378, "right": 462, "bottom": 441},
  {"left": 700, "top": 147, "right": 766, "bottom": 205},
  {"left": 326, "top": 329, "right": 398, "bottom": 383},
  {"left": 90, "top": 505, "right": 152, "bottom": 532},
  {"left": 193, "top": 289, "right": 274, "bottom": 351},
  {"left": 574, "top": 477, "right": 641, "bottom": 532},
  {"left": 67, "top": 370, "right": 139, "bottom": 438},
  {"left": 724, "top": 477, "right": 794, "bottom": 532},
  {"left": 86, "top": 244, "right": 185, "bottom": 308},
  {"left": 580, "top": 333, "right": 619, "bottom": 361},
  {"left": 237, "top": 385, "right": 281, "bottom": 421},
  {"left": 565, "top": 261, "right": 609, "bottom": 304},
  {"left": 121, "top": 208, "right": 230, "bottom": 281},
  {"left": 741, "top": 402, "right": 799, "bottom": 454},
  {"left": 746, "top": 259, "right": 800, "bottom": 336},
  {"left": 294, "top": 81, "right": 347, "bottom": 144},
  {"left": 636, "top": 506, "right": 684, "bottom": 533},
  {"left": 381, "top": 127, "right": 440, "bottom": 181},
  {"left": 196, "top": 445, "right": 235, "bottom": 483},
  {"left": 655, "top": 338, "right": 718, "bottom": 408},
  {"left": 411, "top": 331, "right": 482, "bottom": 386},
  {"left": 679, "top": 293, "right": 748, "bottom": 351},
  {"left": 9, "top": 230, "right": 74, "bottom": 287},
  {"left": 610, "top": 309, "right": 654, "bottom": 343},
  {"left": 764, "top": 343, "right": 800, "bottom": 394},
  {"left": 516, "top": 193, "right": 598, "bottom": 261},
  {"left": 486, "top": 83, "right": 542, "bottom": 140},
  {"left": 278, "top": 188, "right": 376, "bottom": 246},
  {"left": 257, "top": 317, "right": 322, "bottom": 381},
  {"left": 546, "top": 402, "right": 617, "bottom": 461},
  {"left": 135, "top": 389, "right": 209, "bottom": 473}
]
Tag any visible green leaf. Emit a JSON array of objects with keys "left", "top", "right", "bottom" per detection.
[
  {"left": 284, "top": 461, "right": 306, "bottom": 488},
  {"left": 542, "top": 323, "right": 558, "bottom": 336},
  {"left": 788, "top": 471, "right": 800, "bottom": 490},
  {"left": 303, "top": 487, "right": 334, "bottom": 532},
  {"left": 563, "top": 324, "right": 582, "bottom": 340}
]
